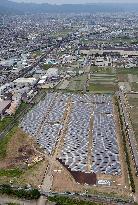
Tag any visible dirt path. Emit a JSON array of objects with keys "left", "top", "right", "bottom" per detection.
[
  {"left": 87, "top": 113, "right": 93, "bottom": 172},
  {"left": 40, "top": 98, "right": 72, "bottom": 193}
]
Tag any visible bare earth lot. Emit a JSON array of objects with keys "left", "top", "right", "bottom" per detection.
[{"left": 0, "top": 128, "right": 48, "bottom": 187}]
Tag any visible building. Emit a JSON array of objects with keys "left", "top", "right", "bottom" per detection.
[
  {"left": 0, "top": 100, "right": 11, "bottom": 117},
  {"left": 13, "top": 78, "right": 37, "bottom": 86},
  {"left": 46, "top": 68, "right": 58, "bottom": 78},
  {"left": 95, "top": 57, "right": 112, "bottom": 67}
]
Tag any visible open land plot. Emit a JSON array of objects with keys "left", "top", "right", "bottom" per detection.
[
  {"left": 0, "top": 127, "right": 47, "bottom": 187},
  {"left": 89, "top": 81, "right": 116, "bottom": 85},
  {"left": 67, "top": 80, "right": 77, "bottom": 91},
  {"left": 90, "top": 77, "right": 116, "bottom": 82},
  {"left": 52, "top": 29, "right": 73, "bottom": 37},
  {"left": 131, "top": 82, "right": 138, "bottom": 92},
  {"left": 116, "top": 67, "right": 138, "bottom": 75},
  {"left": 19, "top": 92, "right": 130, "bottom": 197},
  {"left": 90, "top": 66, "right": 115, "bottom": 74},
  {"left": 118, "top": 82, "right": 132, "bottom": 92},
  {"left": 73, "top": 75, "right": 87, "bottom": 81},
  {"left": 66, "top": 75, "right": 88, "bottom": 92},
  {"left": 88, "top": 73, "right": 117, "bottom": 93},
  {"left": 16, "top": 159, "right": 48, "bottom": 187},
  {"left": 0, "top": 127, "right": 36, "bottom": 165},
  {"left": 128, "top": 74, "right": 138, "bottom": 83},
  {"left": 57, "top": 79, "right": 70, "bottom": 90},
  {"left": 0, "top": 117, "right": 13, "bottom": 133},
  {"left": 90, "top": 73, "right": 117, "bottom": 82},
  {"left": 128, "top": 96, "right": 138, "bottom": 140},
  {"left": 117, "top": 74, "right": 128, "bottom": 82},
  {"left": 67, "top": 80, "right": 84, "bottom": 91},
  {"left": 118, "top": 93, "right": 138, "bottom": 194},
  {"left": 88, "top": 83, "right": 116, "bottom": 93}
]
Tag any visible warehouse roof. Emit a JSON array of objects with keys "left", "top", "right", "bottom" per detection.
[
  {"left": 0, "top": 100, "right": 11, "bottom": 113},
  {"left": 13, "top": 78, "right": 37, "bottom": 84}
]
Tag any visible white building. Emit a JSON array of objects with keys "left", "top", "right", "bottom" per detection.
[
  {"left": 13, "top": 78, "right": 37, "bottom": 86},
  {"left": 46, "top": 68, "right": 58, "bottom": 78}
]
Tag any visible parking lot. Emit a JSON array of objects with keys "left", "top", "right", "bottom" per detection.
[{"left": 20, "top": 93, "right": 121, "bottom": 176}]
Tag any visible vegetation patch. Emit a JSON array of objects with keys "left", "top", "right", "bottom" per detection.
[
  {"left": 88, "top": 83, "right": 115, "bottom": 93},
  {"left": 0, "top": 102, "right": 29, "bottom": 133},
  {"left": 115, "top": 98, "right": 135, "bottom": 193},
  {"left": 0, "top": 168, "right": 22, "bottom": 178},
  {"left": 131, "top": 82, "right": 138, "bottom": 92},
  {"left": 0, "top": 127, "right": 18, "bottom": 159},
  {"left": 0, "top": 184, "right": 40, "bottom": 200},
  {"left": 0, "top": 117, "right": 13, "bottom": 132},
  {"left": 14, "top": 102, "right": 29, "bottom": 117},
  {"left": 48, "top": 196, "right": 102, "bottom": 205},
  {"left": 116, "top": 68, "right": 138, "bottom": 75},
  {"left": 7, "top": 204, "right": 20, "bottom": 205},
  {"left": 42, "top": 64, "right": 52, "bottom": 70}
]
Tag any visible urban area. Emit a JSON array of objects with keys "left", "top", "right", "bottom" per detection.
[{"left": 0, "top": 4, "right": 138, "bottom": 205}]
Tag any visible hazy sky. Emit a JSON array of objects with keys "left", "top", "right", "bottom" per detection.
[{"left": 12, "top": 0, "right": 138, "bottom": 4}]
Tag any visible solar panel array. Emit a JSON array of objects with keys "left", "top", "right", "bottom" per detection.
[{"left": 20, "top": 93, "right": 121, "bottom": 175}]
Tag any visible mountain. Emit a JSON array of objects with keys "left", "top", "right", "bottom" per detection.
[{"left": 0, "top": 0, "right": 138, "bottom": 14}]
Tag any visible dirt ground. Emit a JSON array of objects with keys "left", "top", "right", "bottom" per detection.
[
  {"left": 0, "top": 128, "right": 49, "bottom": 188},
  {"left": 0, "top": 128, "right": 40, "bottom": 169},
  {"left": 52, "top": 163, "right": 84, "bottom": 193},
  {"left": 52, "top": 162, "right": 131, "bottom": 199},
  {"left": 16, "top": 159, "right": 49, "bottom": 187},
  {"left": 117, "top": 74, "right": 128, "bottom": 82}
]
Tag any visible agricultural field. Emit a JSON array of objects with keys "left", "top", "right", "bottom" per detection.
[
  {"left": 88, "top": 66, "right": 138, "bottom": 93},
  {"left": 65, "top": 75, "right": 87, "bottom": 92},
  {"left": 116, "top": 67, "right": 138, "bottom": 75},
  {"left": 88, "top": 83, "right": 116, "bottom": 93},
  {"left": 90, "top": 66, "right": 115, "bottom": 74},
  {"left": 88, "top": 72, "right": 117, "bottom": 93}
]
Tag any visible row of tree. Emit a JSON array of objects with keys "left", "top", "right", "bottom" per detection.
[
  {"left": 0, "top": 184, "right": 40, "bottom": 200},
  {"left": 116, "top": 98, "right": 135, "bottom": 193}
]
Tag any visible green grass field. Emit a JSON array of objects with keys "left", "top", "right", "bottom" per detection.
[
  {"left": 0, "top": 168, "right": 22, "bottom": 178},
  {"left": 116, "top": 68, "right": 138, "bottom": 75},
  {"left": 90, "top": 66, "right": 115, "bottom": 74},
  {"left": 0, "top": 127, "right": 18, "bottom": 159},
  {"left": 128, "top": 97, "right": 138, "bottom": 139},
  {"left": 48, "top": 196, "right": 102, "bottom": 205},
  {"left": 88, "top": 83, "right": 115, "bottom": 93},
  {"left": 131, "top": 83, "right": 138, "bottom": 92},
  {"left": 66, "top": 75, "right": 87, "bottom": 92},
  {"left": 42, "top": 64, "right": 52, "bottom": 70},
  {"left": 0, "top": 117, "right": 13, "bottom": 132}
]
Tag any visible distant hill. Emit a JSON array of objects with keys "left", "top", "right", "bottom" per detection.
[{"left": 0, "top": 0, "right": 138, "bottom": 14}]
